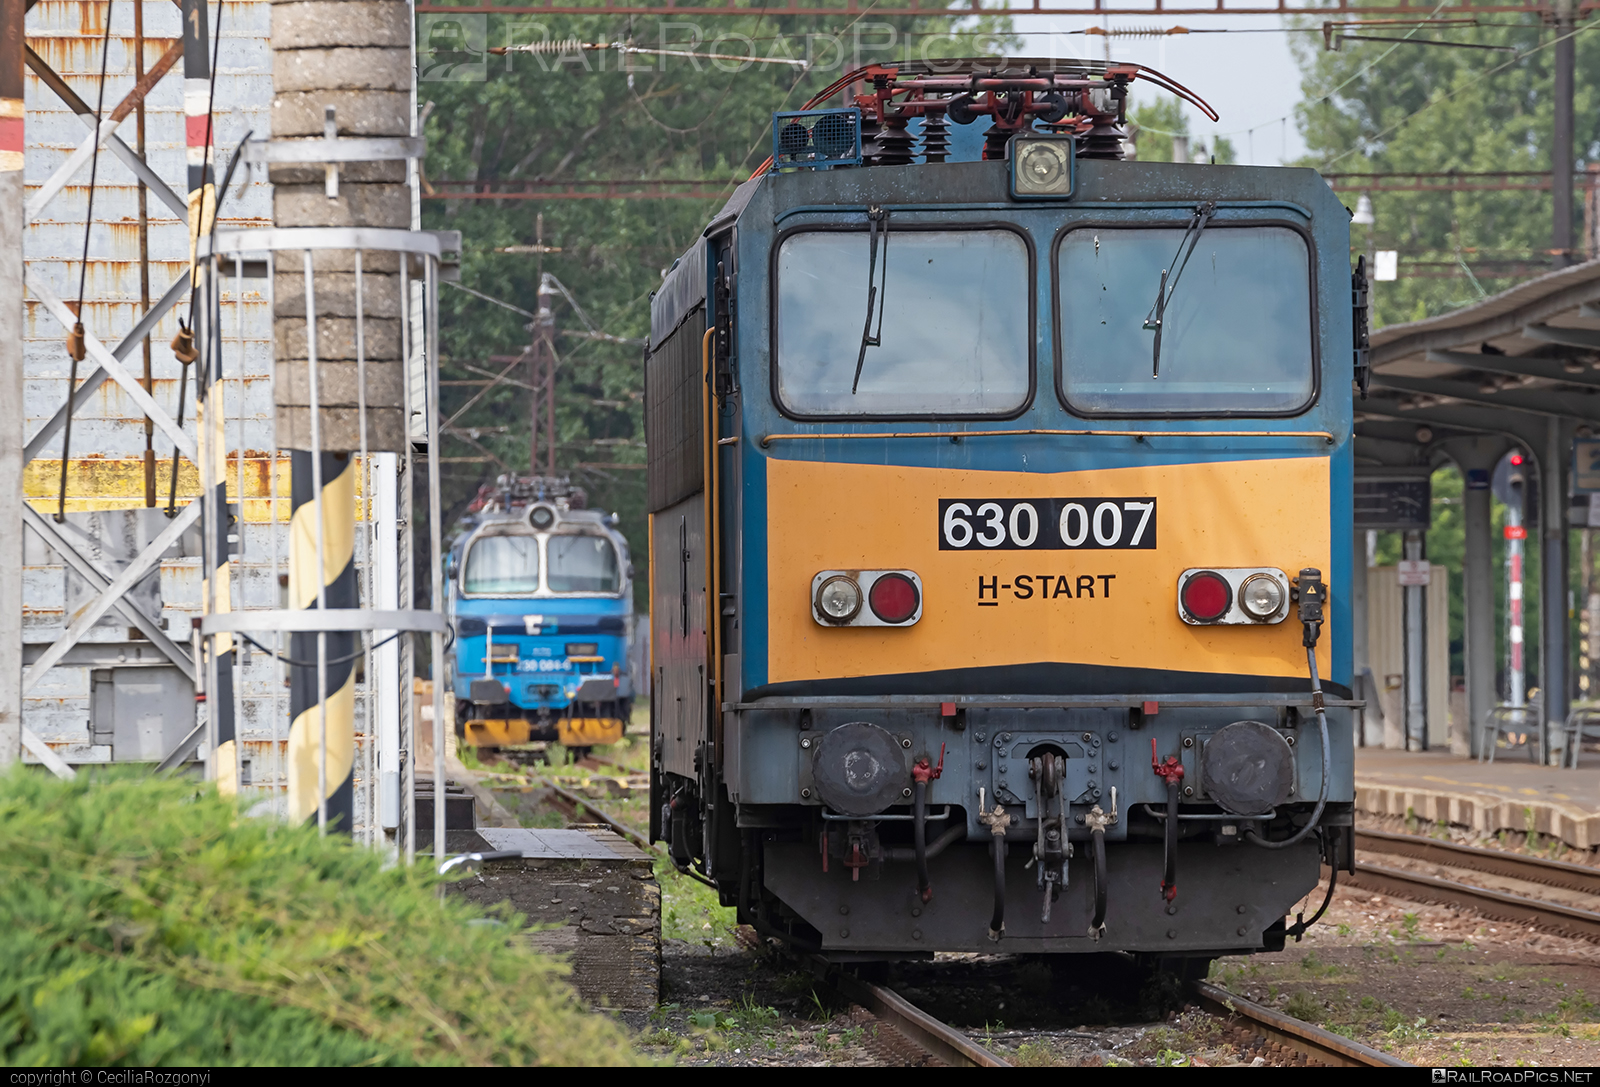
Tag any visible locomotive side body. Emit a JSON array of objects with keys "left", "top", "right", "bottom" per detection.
[{"left": 649, "top": 152, "right": 1355, "bottom": 964}]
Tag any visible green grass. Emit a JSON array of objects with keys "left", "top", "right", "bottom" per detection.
[{"left": 0, "top": 766, "right": 641, "bottom": 1066}]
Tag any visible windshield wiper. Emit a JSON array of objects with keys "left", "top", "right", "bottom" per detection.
[
  {"left": 1142, "top": 200, "right": 1217, "bottom": 379},
  {"left": 851, "top": 205, "right": 890, "bottom": 394}
]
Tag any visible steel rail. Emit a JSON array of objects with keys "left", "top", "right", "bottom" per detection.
[
  {"left": 1356, "top": 828, "right": 1600, "bottom": 898},
  {"left": 1343, "top": 860, "right": 1600, "bottom": 942},
  {"left": 828, "top": 972, "right": 1010, "bottom": 1068},
  {"left": 1188, "top": 980, "right": 1411, "bottom": 1068}
]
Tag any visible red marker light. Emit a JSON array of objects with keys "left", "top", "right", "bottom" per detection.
[
  {"left": 1510, "top": 453, "right": 1523, "bottom": 466},
  {"left": 1180, "top": 571, "right": 1232, "bottom": 623},
  {"left": 869, "top": 573, "right": 920, "bottom": 624}
]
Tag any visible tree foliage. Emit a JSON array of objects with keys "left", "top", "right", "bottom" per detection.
[{"left": 1293, "top": 16, "right": 1600, "bottom": 327}]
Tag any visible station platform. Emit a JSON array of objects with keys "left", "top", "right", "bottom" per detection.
[{"left": 1355, "top": 747, "right": 1600, "bottom": 851}]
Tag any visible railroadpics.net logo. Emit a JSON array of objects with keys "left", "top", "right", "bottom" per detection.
[
  {"left": 1434, "top": 1073, "right": 1595, "bottom": 1083},
  {"left": 417, "top": 15, "right": 1020, "bottom": 81},
  {"left": 10, "top": 1075, "right": 212, "bottom": 1085}
]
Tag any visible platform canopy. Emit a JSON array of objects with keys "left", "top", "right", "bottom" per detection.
[{"left": 1353, "top": 257, "right": 1600, "bottom": 762}]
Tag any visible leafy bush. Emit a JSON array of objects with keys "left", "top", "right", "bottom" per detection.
[{"left": 0, "top": 767, "right": 641, "bottom": 1066}]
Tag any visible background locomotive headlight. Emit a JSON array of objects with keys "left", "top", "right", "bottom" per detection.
[
  {"left": 1238, "top": 573, "right": 1286, "bottom": 620},
  {"left": 1011, "top": 138, "right": 1074, "bottom": 198},
  {"left": 815, "top": 575, "right": 863, "bottom": 623}
]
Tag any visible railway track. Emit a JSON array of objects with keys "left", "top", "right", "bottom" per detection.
[
  {"left": 829, "top": 970, "right": 1010, "bottom": 1067},
  {"left": 1187, "top": 981, "right": 1410, "bottom": 1068},
  {"left": 1350, "top": 828, "right": 1600, "bottom": 942},
  {"left": 820, "top": 966, "right": 1407, "bottom": 1067}
]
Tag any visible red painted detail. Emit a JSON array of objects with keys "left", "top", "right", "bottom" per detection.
[
  {"left": 940, "top": 701, "right": 957, "bottom": 717},
  {"left": 1504, "top": 525, "right": 1527, "bottom": 540},
  {"left": 912, "top": 743, "right": 945, "bottom": 784},
  {"left": 846, "top": 841, "right": 867, "bottom": 882},
  {"left": 0, "top": 117, "right": 22, "bottom": 154},
  {"left": 1150, "top": 737, "right": 1184, "bottom": 782},
  {"left": 185, "top": 114, "right": 212, "bottom": 146},
  {"left": 1142, "top": 700, "right": 1160, "bottom": 715}
]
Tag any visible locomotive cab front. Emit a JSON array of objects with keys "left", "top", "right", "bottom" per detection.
[{"left": 647, "top": 59, "right": 1356, "bottom": 968}]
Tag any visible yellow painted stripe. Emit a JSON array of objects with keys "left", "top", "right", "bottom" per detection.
[
  {"left": 200, "top": 397, "right": 228, "bottom": 481},
  {"left": 285, "top": 673, "right": 355, "bottom": 826},
  {"left": 201, "top": 562, "right": 234, "bottom": 654},
  {"left": 24, "top": 458, "right": 371, "bottom": 521},
  {"left": 216, "top": 737, "right": 238, "bottom": 798},
  {"left": 288, "top": 462, "right": 356, "bottom": 610},
  {"left": 186, "top": 183, "right": 216, "bottom": 287}
]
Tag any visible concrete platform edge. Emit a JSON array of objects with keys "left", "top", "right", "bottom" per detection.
[{"left": 1355, "top": 780, "right": 1600, "bottom": 851}]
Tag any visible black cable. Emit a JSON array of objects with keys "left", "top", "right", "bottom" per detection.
[
  {"left": 57, "top": 0, "right": 115, "bottom": 525},
  {"left": 988, "top": 837, "right": 1006, "bottom": 941},
  {"left": 1286, "top": 832, "right": 1340, "bottom": 941},
  {"left": 1244, "top": 645, "right": 1332, "bottom": 850},
  {"left": 237, "top": 628, "right": 404, "bottom": 668},
  {"left": 1161, "top": 774, "right": 1179, "bottom": 899},
  {"left": 185, "top": 0, "right": 225, "bottom": 325},
  {"left": 1090, "top": 826, "right": 1108, "bottom": 938},
  {"left": 75, "top": 0, "right": 114, "bottom": 316},
  {"left": 912, "top": 777, "right": 931, "bottom": 904}
]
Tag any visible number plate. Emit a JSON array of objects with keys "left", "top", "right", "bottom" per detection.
[{"left": 939, "top": 498, "right": 1157, "bottom": 551}]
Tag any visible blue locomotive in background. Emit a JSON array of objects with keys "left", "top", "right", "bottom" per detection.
[{"left": 445, "top": 476, "right": 635, "bottom": 751}]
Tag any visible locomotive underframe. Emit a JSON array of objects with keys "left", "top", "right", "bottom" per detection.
[{"left": 655, "top": 700, "right": 1356, "bottom": 958}]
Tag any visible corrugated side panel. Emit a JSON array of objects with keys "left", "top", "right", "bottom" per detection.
[{"left": 21, "top": 0, "right": 386, "bottom": 837}]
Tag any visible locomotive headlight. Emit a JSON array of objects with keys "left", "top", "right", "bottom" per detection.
[
  {"left": 815, "top": 575, "right": 863, "bottom": 624},
  {"left": 1238, "top": 573, "right": 1286, "bottom": 621},
  {"left": 1010, "top": 136, "right": 1075, "bottom": 200}
]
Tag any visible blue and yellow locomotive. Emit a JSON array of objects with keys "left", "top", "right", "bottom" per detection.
[
  {"left": 446, "top": 477, "right": 635, "bottom": 750},
  {"left": 647, "top": 58, "right": 1358, "bottom": 971}
]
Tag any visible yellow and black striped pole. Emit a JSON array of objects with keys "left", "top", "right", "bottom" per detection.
[
  {"left": 198, "top": 268, "right": 238, "bottom": 794},
  {"left": 286, "top": 450, "right": 357, "bottom": 832},
  {"left": 182, "top": 0, "right": 235, "bottom": 792}
]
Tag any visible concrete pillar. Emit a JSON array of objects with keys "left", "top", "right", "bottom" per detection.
[
  {"left": 272, "top": 0, "right": 413, "bottom": 833},
  {"left": 1554, "top": 0, "right": 1577, "bottom": 267},
  {"left": 1542, "top": 418, "right": 1573, "bottom": 762},
  {"left": 0, "top": 0, "right": 22, "bottom": 765},
  {"left": 1403, "top": 529, "right": 1427, "bottom": 750},
  {"left": 1351, "top": 527, "right": 1369, "bottom": 745},
  {"left": 1441, "top": 437, "right": 1513, "bottom": 758}
]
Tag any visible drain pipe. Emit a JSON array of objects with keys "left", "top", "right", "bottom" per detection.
[
  {"left": 977, "top": 786, "right": 1011, "bottom": 941},
  {"left": 1085, "top": 786, "right": 1118, "bottom": 939},
  {"left": 910, "top": 744, "right": 944, "bottom": 903},
  {"left": 1152, "top": 739, "right": 1184, "bottom": 901}
]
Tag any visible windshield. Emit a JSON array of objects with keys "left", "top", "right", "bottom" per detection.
[
  {"left": 1057, "top": 225, "right": 1315, "bottom": 415},
  {"left": 775, "top": 228, "right": 1032, "bottom": 416},
  {"left": 547, "top": 535, "right": 621, "bottom": 594},
  {"left": 462, "top": 533, "right": 540, "bottom": 595}
]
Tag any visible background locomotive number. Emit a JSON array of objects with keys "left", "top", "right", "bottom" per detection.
[{"left": 938, "top": 498, "right": 1157, "bottom": 550}]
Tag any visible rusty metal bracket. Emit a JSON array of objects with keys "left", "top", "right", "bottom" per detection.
[
  {"left": 23, "top": 45, "right": 189, "bottom": 223},
  {"left": 25, "top": 272, "right": 198, "bottom": 463},
  {"left": 24, "top": 273, "right": 190, "bottom": 465}
]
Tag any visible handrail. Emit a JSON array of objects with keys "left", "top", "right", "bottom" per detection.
[{"left": 759, "top": 428, "right": 1337, "bottom": 448}]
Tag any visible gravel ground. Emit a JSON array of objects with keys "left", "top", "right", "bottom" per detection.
[{"left": 465, "top": 741, "right": 1600, "bottom": 1066}]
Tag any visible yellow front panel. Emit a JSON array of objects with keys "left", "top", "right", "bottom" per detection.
[
  {"left": 766, "top": 456, "right": 1330, "bottom": 685},
  {"left": 558, "top": 717, "right": 625, "bottom": 747}
]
